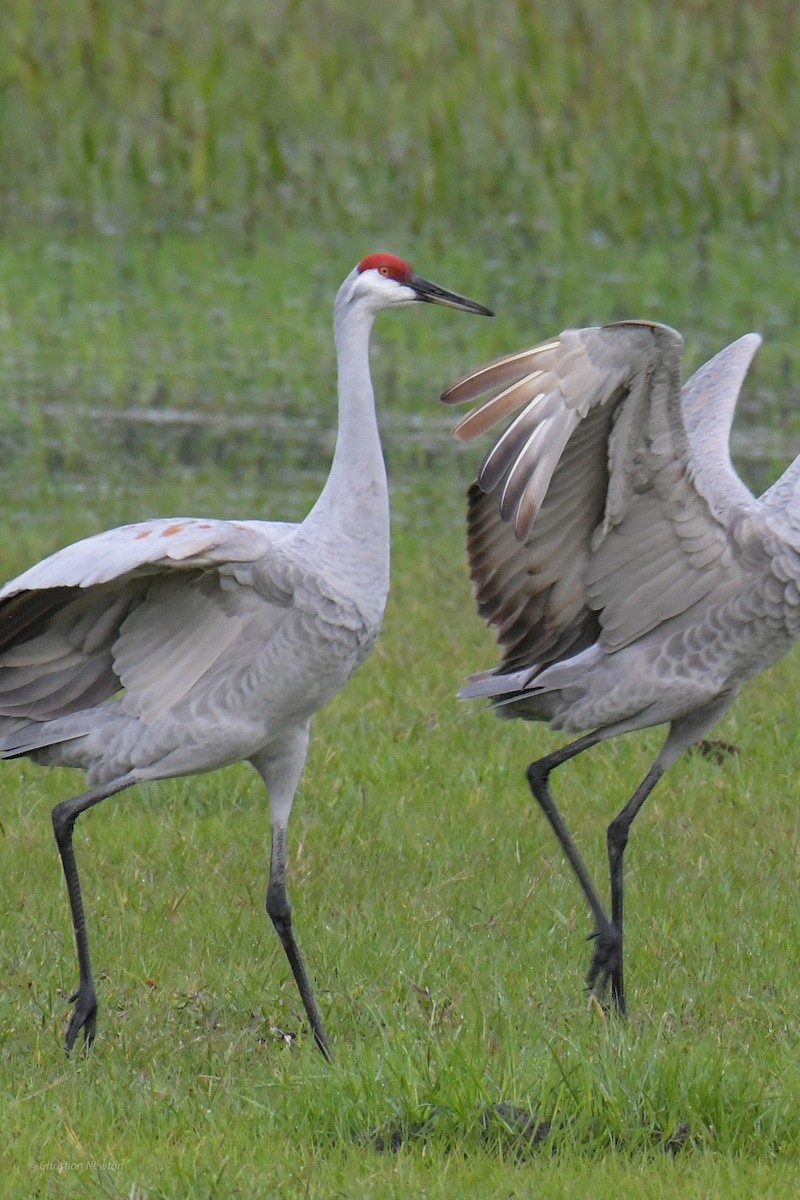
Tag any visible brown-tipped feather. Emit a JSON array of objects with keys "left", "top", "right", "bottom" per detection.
[
  {"left": 441, "top": 341, "right": 560, "bottom": 406},
  {"left": 452, "top": 373, "right": 546, "bottom": 443},
  {"left": 477, "top": 399, "right": 546, "bottom": 492}
]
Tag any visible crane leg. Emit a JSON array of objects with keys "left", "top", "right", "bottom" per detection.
[
  {"left": 266, "top": 824, "right": 332, "bottom": 1062},
  {"left": 604, "top": 762, "right": 664, "bottom": 1010},
  {"left": 51, "top": 777, "right": 134, "bottom": 1052},
  {"left": 525, "top": 731, "right": 627, "bottom": 1010}
]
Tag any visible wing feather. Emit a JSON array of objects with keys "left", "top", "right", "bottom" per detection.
[
  {"left": 0, "top": 516, "right": 292, "bottom": 597},
  {"left": 0, "top": 516, "right": 297, "bottom": 727},
  {"left": 448, "top": 321, "right": 761, "bottom": 683},
  {"left": 114, "top": 578, "right": 253, "bottom": 724},
  {"left": 681, "top": 333, "right": 761, "bottom": 517}
]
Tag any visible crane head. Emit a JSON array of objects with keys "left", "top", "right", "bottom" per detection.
[{"left": 349, "top": 253, "right": 493, "bottom": 316}]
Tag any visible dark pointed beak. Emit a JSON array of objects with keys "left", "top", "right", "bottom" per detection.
[{"left": 409, "top": 273, "right": 494, "bottom": 317}]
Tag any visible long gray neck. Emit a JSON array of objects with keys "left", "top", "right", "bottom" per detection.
[{"left": 301, "top": 291, "right": 390, "bottom": 594}]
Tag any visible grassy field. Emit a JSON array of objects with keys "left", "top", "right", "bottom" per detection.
[
  {"left": 2, "top": 0, "right": 799, "bottom": 246},
  {"left": 2, "top": 2, "right": 800, "bottom": 1197}
]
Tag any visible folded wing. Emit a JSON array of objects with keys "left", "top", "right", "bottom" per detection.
[{"left": 0, "top": 516, "right": 297, "bottom": 728}]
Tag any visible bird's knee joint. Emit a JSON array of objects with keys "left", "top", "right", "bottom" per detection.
[
  {"left": 526, "top": 760, "right": 549, "bottom": 790},
  {"left": 607, "top": 818, "right": 629, "bottom": 853},
  {"left": 52, "top": 805, "right": 76, "bottom": 847},
  {"left": 266, "top": 886, "right": 292, "bottom": 931}
]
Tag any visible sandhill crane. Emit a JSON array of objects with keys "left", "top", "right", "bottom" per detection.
[
  {"left": 1, "top": 254, "right": 491, "bottom": 1060},
  {"left": 442, "top": 320, "right": 793, "bottom": 1012}
]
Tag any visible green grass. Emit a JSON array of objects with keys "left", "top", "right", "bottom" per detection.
[
  {"left": 2, "top": 0, "right": 800, "bottom": 1194},
  {"left": 2, "top": 0, "right": 799, "bottom": 248}
]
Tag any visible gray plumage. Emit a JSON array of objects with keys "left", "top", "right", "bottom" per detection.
[
  {"left": 2, "top": 255, "right": 491, "bottom": 1059},
  {"left": 442, "top": 319, "right": 795, "bottom": 1010}
]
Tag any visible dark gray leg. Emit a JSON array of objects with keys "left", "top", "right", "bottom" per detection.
[
  {"left": 525, "top": 731, "right": 626, "bottom": 1006},
  {"left": 266, "top": 825, "right": 332, "bottom": 1062},
  {"left": 51, "top": 778, "right": 134, "bottom": 1051},
  {"left": 605, "top": 762, "right": 664, "bottom": 1009},
  {"left": 251, "top": 734, "right": 332, "bottom": 1062},
  {"left": 527, "top": 728, "right": 671, "bottom": 1013},
  {"left": 527, "top": 729, "right": 633, "bottom": 1012}
]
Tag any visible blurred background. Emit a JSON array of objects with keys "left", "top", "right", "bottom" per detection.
[
  {"left": 3, "top": 1, "right": 798, "bottom": 252},
  {"left": 0, "top": 0, "right": 799, "bottom": 537}
]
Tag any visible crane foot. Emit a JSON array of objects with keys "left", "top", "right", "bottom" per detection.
[
  {"left": 585, "top": 924, "right": 625, "bottom": 1014},
  {"left": 64, "top": 983, "right": 98, "bottom": 1053}
]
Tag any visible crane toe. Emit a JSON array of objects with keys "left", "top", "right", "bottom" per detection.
[
  {"left": 585, "top": 924, "right": 624, "bottom": 1013},
  {"left": 64, "top": 984, "right": 98, "bottom": 1053}
]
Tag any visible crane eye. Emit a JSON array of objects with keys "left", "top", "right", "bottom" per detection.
[{"left": 379, "top": 265, "right": 390, "bottom": 276}]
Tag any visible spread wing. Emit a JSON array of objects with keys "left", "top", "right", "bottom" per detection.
[
  {"left": 442, "top": 322, "right": 761, "bottom": 677},
  {"left": 0, "top": 516, "right": 298, "bottom": 727},
  {"left": 680, "top": 333, "right": 761, "bottom": 516}
]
